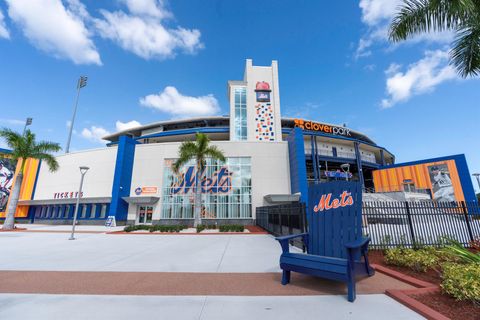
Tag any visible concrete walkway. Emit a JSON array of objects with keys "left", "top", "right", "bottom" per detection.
[
  {"left": 0, "top": 294, "right": 424, "bottom": 320},
  {"left": 14, "top": 223, "right": 125, "bottom": 233},
  {"left": 0, "top": 231, "right": 424, "bottom": 319},
  {"left": 0, "top": 232, "right": 285, "bottom": 272}
]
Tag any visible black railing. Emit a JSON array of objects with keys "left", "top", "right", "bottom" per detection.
[
  {"left": 257, "top": 201, "right": 480, "bottom": 249},
  {"left": 363, "top": 201, "right": 480, "bottom": 249},
  {"left": 256, "top": 203, "right": 306, "bottom": 248}
]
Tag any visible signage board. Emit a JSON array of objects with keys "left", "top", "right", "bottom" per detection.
[
  {"left": 307, "top": 181, "right": 363, "bottom": 259},
  {"left": 294, "top": 119, "right": 351, "bottom": 137},
  {"left": 105, "top": 216, "right": 116, "bottom": 227},
  {"left": 53, "top": 191, "right": 83, "bottom": 199},
  {"left": 135, "top": 186, "right": 158, "bottom": 195},
  {"left": 324, "top": 170, "right": 353, "bottom": 179}
]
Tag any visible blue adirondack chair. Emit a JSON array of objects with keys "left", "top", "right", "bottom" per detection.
[{"left": 276, "top": 181, "right": 374, "bottom": 302}]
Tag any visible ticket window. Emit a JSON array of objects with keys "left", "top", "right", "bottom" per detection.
[{"left": 137, "top": 206, "right": 153, "bottom": 224}]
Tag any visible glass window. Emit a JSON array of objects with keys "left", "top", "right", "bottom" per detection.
[
  {"left": 64, "top": 206, "right": 70, "bottom": 218},
  {"left": 90, "top": 205, "right": 96, "bottom": 219},
  {"left": 81, "top": 205, "right": 87, "bottom": 219},
  {"left": 57, "top": 206, "right": 62, "bottom": 218},
  {"left": 100, "top": 204, "right": 107, "bottom": 219},
  {"left": 233, "top": 87, "right": 247, "bottom": 141},
  {"left": 162, "top": 157, "right": 251, "bottom": 219}
]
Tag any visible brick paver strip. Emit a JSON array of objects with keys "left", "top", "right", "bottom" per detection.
[{"left": 0, "top": 271, "right": 413, "bottom": 296}]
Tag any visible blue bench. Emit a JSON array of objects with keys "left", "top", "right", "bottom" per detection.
[{"left": 276, "top": 233, "right": 374, "bottom": 302}]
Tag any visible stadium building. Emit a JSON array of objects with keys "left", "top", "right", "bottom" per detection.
[{"left": 1, "top": 60, "right": 475, "bottom": 225}]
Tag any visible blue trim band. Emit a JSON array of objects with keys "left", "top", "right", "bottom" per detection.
[
  {"left": 0, "top": 147, "right": 12, "bottom": 154},
  {"left": 138, "top": 127, "right": 230, "bottom": 140}
]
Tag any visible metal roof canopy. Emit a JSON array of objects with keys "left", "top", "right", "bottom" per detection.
[
  {"left": 264, "top": 193, "right": 301, "bottom": 204},
  {"left": 122, "top": 196, "right": 160, "bottom": 205},
  {"left": 18, "top": 197, "right": 112, "bottom": 206}
]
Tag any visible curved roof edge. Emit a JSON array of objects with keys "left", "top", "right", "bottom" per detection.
[{"left": 102, "top": 116, "right": 376, "bottom": 145}]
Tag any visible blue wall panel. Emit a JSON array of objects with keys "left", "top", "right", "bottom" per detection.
[
  {"left": 286, "top": 128, "right": 309, "bottom": 218},
  {"left": 108, "top": 135, "right": 137, "bottom": 221}
]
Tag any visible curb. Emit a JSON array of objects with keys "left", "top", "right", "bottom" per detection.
[
  {"left": 106, "top": 231, "right": 269, "bottom": 235},
  {"left": 371, "top": 264, "right": 450, "bottom": 320},
  {"left": 372, "top": 264, "right": 436, "bottom": 288}
]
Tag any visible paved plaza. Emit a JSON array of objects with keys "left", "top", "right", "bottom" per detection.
[{"left": 0, "top": 226, "right": 424, "bottom": 319}]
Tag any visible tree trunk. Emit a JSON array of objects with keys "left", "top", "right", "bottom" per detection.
[
  {"left": 193, "top": 161, "right": 202, "bottom": 227},
  {"left": 2, "top": 173, "right": 22, "bottom": 230}
]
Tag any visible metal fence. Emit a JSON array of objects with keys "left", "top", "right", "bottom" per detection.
[
  {"left": 256, "top": 203, "right": 306, "bottom": 248},
  {"left": 256, "top": 201, "right": 480, "bottom": 249},
  {"left": 364, "top": 201, "right": 480, "bottom": 249}
]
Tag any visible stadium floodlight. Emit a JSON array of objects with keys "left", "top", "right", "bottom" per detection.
[
  {"left": 473, "top": 173, "right": 480, "bottom": 191},
  {"left": 69, "top": 166, "right": 89, "bottom": 240},
  {"left": 22, "top": 117, "right": 33, "bottom": 135},
  {"left": 340, "top": 163, "right": 350, "bottom": 181},
  {"left": 66, "top": 76, "right": 88, "bottom": 154}
]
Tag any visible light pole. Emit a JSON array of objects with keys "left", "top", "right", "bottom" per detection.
[
  {"left": 23, "top": 117, "right": 32, "bottom": 135},
  {"left": 341, "top": 163, "right": 350, "bottom": 181},
  {"left": 473, "top": 173, "right": 480, "bottom": 192},
  {"left": 66, "top": 76, "right": 88, "bottom": 154},
  {"left": 69, "top": 166, "right": 89, "bottom": 240}
]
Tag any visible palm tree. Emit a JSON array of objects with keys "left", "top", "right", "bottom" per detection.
[
  {"left": 389, "top": 0, "right": 480, "bottom": 77},
  {"left": 0, "top": 128, "right": 61, "bottom": 230},
  {"left": 173, "top": 133, "right": 226, "bottom": 227}
]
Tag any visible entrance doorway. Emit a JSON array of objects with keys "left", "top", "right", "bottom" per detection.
[{"left": 137, "top": 206, "right": 153, "bottom": 224}]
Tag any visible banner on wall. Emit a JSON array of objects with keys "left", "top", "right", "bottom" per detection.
[
  {"left": 427, "top": 164, "right": 455, "bottom": 202},
  {"left": 0, "top": 156, "right": 16, "bottom": 213}
]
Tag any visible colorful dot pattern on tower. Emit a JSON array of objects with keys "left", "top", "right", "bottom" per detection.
[{"left": 255, "top": 103, "right": 275, "bottom": 141}]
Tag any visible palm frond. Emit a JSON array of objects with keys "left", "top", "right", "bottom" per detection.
[
  {"left": 204, "top": 146, "right": 226, "bottom": 163},
  {"left": 33, "top": 153, "right": 59, "bottom": 172},
  {"left": 173, "top": 141, "right": 197, "bottom": 173},
  {"left": 0, "top": 128, "right": 61, "bottom": 172},
  {"left": 33, "top": 141, "right": 62, "bottom": 154},
  {"left": 389, "top": 0, "right": 475, "bottom": 42},
  {"left": 196, "top": 132, "right": 209, "bottom": 154},
  {"left": 451, "top": 22, "right": 480, "bottom": 77},
  {"left": 0, "top": 128, "right": 23, "bottom": 149}
]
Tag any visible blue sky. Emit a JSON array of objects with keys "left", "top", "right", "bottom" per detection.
[{"left": 0, "top": 0, "right": 479, "bottom": 190}]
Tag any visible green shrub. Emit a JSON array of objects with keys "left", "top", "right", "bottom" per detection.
[
  {"left": 124, "top": 225, "right": 135, "bottom": 232},
  {"left": 124, "top": 225, "right": 185, "bottom": 233},
  {"left": 443, "top": 243, "right": 480, "bottom": 264},
  {"left": 441, "top": 263, "right": 480, "bottom": 303},
  {"left": 384, "top": 247, "right": 439, "bottom": 272},
  {"left": 219, "top": 224, "right": 244, "bottom": 232},
  {"left": 196, "top": 225, "right": 206, "bottom": 233}
]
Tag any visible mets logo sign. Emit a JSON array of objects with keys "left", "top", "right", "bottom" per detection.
[
  {"left": 171, "top": 166, "right": 233, "bottom": 195},
  {"left": 313, "top": 191, "right": 354, "bottom": 212}
]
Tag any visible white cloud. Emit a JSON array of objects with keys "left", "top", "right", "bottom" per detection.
[
  {"left": 81, "top": 126, "right": 110, "bottom": 143},
  {"left": 381, "top": 50, "right": 457, "bottom": 108},
  {"left": 115, "top": 120, "right": 141, "bottom": 131},
  {"left": 94, "top": 2, "right": 202, "bottom": 60},
  {"left": 140, "top": 86, "right": 219, "bottom": 116},
  {"left": 0, "top": 9, "right": 10, "bottom": 39},
  {"left": 120, "top": 0, "right": 172, "bottom": 19},
  {"left": 356, "top": 0, "right": 453, "bottom": 59},
  {"left": 5, "top": 0, "right": 101, "bottom": 65},
  {"left": 359, "top": 0, "right": 400, "bottom": 27}
]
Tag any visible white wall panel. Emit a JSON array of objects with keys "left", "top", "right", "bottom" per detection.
[{"left": 33, "top": 147, "right": 118, "bottom": 200}]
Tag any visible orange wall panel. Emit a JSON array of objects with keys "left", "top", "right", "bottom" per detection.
[{"left": 373, "top": 160, "right": 465, "bottom": 202}]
